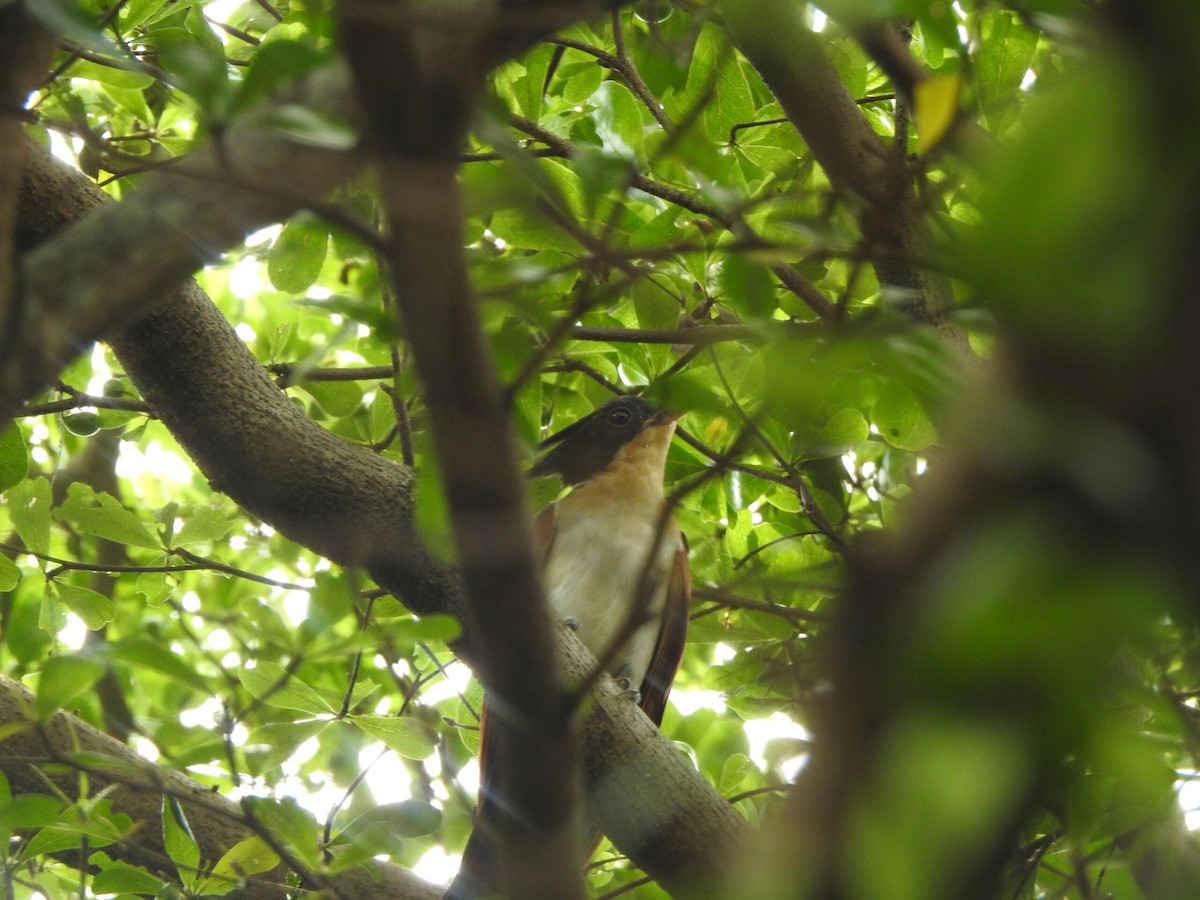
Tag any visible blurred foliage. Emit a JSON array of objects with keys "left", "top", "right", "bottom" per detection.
[{"left": 4, "top": 0, "right": 1200, "bottom": 898}]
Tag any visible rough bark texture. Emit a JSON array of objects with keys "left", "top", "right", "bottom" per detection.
[{"left": 0, "top": 3, "right": 55, "bottom": 347}]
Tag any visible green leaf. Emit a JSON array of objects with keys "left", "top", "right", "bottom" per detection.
[
  {"left": 300, "top": 379, "right": 363, "bottom": 418},
  {"left": 163, "top": 796, "right": 201, "bottom": 889},
  {"left": 976, "top": 11, "right": 1039, "bottom": 134},
  {"left": 872, "top": 381, "right": 938, "bottom": 451},
  {"left": 54, "top": 582, "right": 116, "bottom": 630},
  {"left": 57, "top": 483, "right": 161, "bottom": 550},
  {"left": 39, "top": 579, "right": 68, "bottom": 636},
  {"left": 0, "top": 554, "right": 21, "bottom": 592},
  {"left": 35, "top": 654, "right": 107, "bottom": 719},
  {"left": 205, "top": 835, "right": 281, "bottom": 892},
  {"left": 242, "top": 797, "right": 320, "bottom": 868},
  {"left": 631, "top": 279, "right": 680, "bottom": 331},
  {"left": 0, "top": 794, "right": 63, "bottom": 832},
  {"left": 337, "top": 801, "right": 442, "bottom": 851},
  {"left": 238, "top": 662, "right": 334, "bottom": 715},
  {"left": 401, "top": 614, "right": 463, "bottom": 643},
  {"left": 268, "top": 214, "right": 329, "bottom": 294},
  {"left": 811, "top": 408, "right": 870, "bottom": 456},
  {"left": 105, "top": 637, "right": 210, "bottom": 692},
  {"left": 349, "top": 714, "right": 437, "bottom": 760},
  {"left": 236, "top": 38, "right": 330, "bottom": 113},
  {"left": 136, "top": 571, "right": 173, "bottom": 607},
  {"left": 720, "top": 255, "right": 775, "bottom": 321},
  {"left": 8, "top": 477, "right": 52, "bottom": 556},
  {"left": 717, "top": 752, "right": 752, "bottom": 794},
  {"left": 91, "top": 862, "right": 167, "bottom": 894},
  {"left": 0, "top": 425, "right": 28, "bottom": 493},
  {"left": 173, "top": 505, "right": 232, "bottom": 546}
]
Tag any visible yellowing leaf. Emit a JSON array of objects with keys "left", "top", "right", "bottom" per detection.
[{"left": 914, "top": 74, "right": 963, "bottom": 155}]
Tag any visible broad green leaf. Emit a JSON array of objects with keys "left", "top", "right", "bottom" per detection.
[
  {"left": 135, "top": 571, "right": 173, "bottom": 607},
  {"left": 205, "top": 835, "right": 281, "bottom": 892},
  {"left": 243, "top": 797, "right": 320, "bottom": 868},
  {"left": 337, "top": 801, "right": 442, "bottom": 853},
  {"left": 720, "top": 255, "right": 775, "bottom": 321},
  {"left": 245, "top": 719, "right": 328, "bottom": 775},
  {"left": 0, "top": 554, "right": 21, "bottom": 592},
  {"left": 57, "top": 483, "right": 161, "bottom": 550},
  {"left": 54, "top": 582, "right": 116, "bottom": 630},
  {"left": 8, "top": 477, "right": 51, "bottom": 556},
  {"left": 39, "top": 580, "right": 68, "bottom": 635},
  {"left": 268, "top": 215, "right": 329, "bottom": 294},
  {"left": 872, "top": 381, "right": 937, "bottom": 451},
  {"left": 631, "top": 278, "right": 680, "bottom": 331},
  {"left": 811, "top": 408, "right": 870, "bottom": 455},
  {"left": 590, "top": 81, "right": 646, "bottom": 160},
  {"left": 172, "top": 505, "right": 232, "bottom": 546},
  {"left": 0, "top": 425, "right": 28, "bottom": 493},
  {"left": 34, "top": 654, "right": 107, "bottom": 719},
  {"left": 0, "top": 794, "right": 63, "bottom": 832},
  {"left": 91, "top": 862, "right": 166, "bottom": 894},
  {"left": 401, "top": 613, "right": 463, "bottom": 642},
  {"left": 237, "top": 38, "right": 330, "bottom": 113},
  {"left": 238, "top": 662, "right": 334, "bottom": 715},
  {"left": 350, "top": 714, "right": 437, "bottom": 759},
  {"left": 105, "top": 638, "right": 210, "bottom": 692},
  {"left": 300, "top": 379, "right": 363, "bottom": 418},
  {"left": 976, "top": 11, "right": 1039, "bottom": 134},
  {"left": 717, "top": 752, "right": 752, "bottom": 794},
  {"left": 163, "top": 797, "right": 201, "bottom": 890}
]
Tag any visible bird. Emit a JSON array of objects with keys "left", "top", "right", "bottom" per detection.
[{"left": 446, "top": 395, "right": 691, "bottom": 899}]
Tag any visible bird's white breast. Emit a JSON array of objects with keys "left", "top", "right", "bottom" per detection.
[{"left": 542, "top": 490, "right": 679, "bottom": 687}]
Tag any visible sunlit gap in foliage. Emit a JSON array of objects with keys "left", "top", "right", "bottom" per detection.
[
  {"left": 86, "top": 342, "right": 113, "bottom": 395},
  {"left": 56, "top": 614, "right": 88, "bottom": 650},
  {"left": 115, "top": 441, "right": 193, "bottom": 486},
  {"left": 416, "top": 846, "right": 461, "bottom": 888},
  {"left": 204, "top": 0, "right": 244, "bottom": 41},
  {"left": 1178, "top": 774, "right": 1200, "bottom": 831},
  {"left": 953, "top": 1, "right": 970, "bottom": 44},
  {"left": 745, "top": 713, "right": 810, "bottom": 782}
]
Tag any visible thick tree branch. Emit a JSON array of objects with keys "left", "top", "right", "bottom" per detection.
[{"left": 0, "top": 3, "right": 55, "bottom": 358}]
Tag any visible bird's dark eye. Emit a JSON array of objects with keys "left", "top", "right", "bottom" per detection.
[{"left": 607, "top": 406, "right": 632, "bottom": 427}]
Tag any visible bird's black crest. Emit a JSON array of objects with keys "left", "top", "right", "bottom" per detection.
[{"left": 530, "top": 396, "right": 667, "bottom": 486}]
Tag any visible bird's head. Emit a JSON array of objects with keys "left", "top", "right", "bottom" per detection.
[{"left": 530, "top": 396, "right": 681, "bottom": 487}]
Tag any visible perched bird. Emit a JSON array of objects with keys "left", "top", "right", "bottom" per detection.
[{"left": 447, "top": 395, "right": 691, "bottom": 899}]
